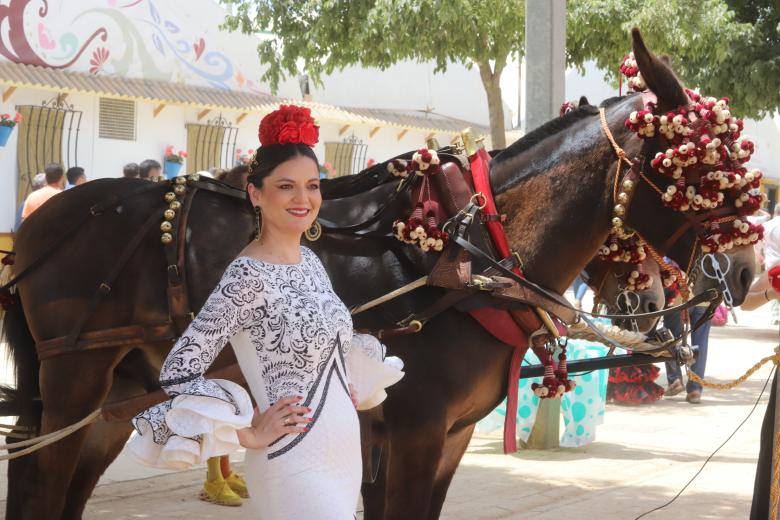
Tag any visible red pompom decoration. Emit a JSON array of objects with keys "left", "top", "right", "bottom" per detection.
[{"left": 258, "top": 105, "right": 320, "bottom": 147}]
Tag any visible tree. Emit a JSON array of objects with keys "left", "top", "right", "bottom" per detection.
[
  {"left": 567, "top": 0, "right": 777, "bottom": 119},
  {"left": 221, "top": 0, "right": 524, "bottom": 148}
]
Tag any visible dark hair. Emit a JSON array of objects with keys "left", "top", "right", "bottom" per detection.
[
  {"left": 66, "top": 166, "right": 85, "bottom": 185},
  {"left": 44, "top": 163, "right": 64, "bottom": 185},
  {"left": 123, "top": 162, "right": 139, "bottom": 178},
  {"left": 139, "top": 159, "right": 162, "bottom": 179},
  {"left": 246, "top": 144, "right": 319, "bottom": 189}
]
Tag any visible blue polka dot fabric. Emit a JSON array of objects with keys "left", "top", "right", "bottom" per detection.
[{"left": 475, "top": 336, "right": 609, "bottom": 448}]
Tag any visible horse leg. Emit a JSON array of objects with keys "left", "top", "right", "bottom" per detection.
[
  {"left": 18, "top": 349, "right": 126, "bottom": 520},
  {"left": 428, "top": 424, "right": 476, "bottom": 520},
  {"left": 61, "top": 421, "right": 133, "bottom": 519},
  {"left": 61, "top": 372, "right": 142, "bottom": 519},
  {"left": 382, "top": 419, "right": 447, "bottom": 520}
]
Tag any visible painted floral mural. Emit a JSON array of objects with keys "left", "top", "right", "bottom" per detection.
[{"left": 0, "top": 0, "right": 270, "bottom": 93}]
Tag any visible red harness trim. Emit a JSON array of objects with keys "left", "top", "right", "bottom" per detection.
[{"left": 466, "top": 149, "right": 535, "bottom": 454}]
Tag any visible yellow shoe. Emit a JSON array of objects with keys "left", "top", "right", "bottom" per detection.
[
  {"left": 225, "top": 471, "right": 249, "bottom": 498},
  {"left": 199, "top": 477, "right": 243, "bottom": 507}
]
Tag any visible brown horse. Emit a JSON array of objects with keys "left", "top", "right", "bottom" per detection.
[{"left": 1, "top": 30, "right": 755, "bottom": 520}]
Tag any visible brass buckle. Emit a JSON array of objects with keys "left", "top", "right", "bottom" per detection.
[
  {"left": 470, "top": 192, "right": 487, "bottom": 210},
  {"left": 469, "top": 275, "right": 494, "bottom": 291},
  {"left": 512, "top": 251, "right": 524, "bottom": 271}
]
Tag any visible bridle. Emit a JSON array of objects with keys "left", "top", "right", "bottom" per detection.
[{"left": 597, "top": 101, "right": 746, "bottom": 313}]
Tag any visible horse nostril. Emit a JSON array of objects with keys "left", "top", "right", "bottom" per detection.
[
  {"left": 645, "top": 301, "right": 658, "bottom": 313},
  {"left": 740, "top": 267, "right": 753, "bottom": 292}
]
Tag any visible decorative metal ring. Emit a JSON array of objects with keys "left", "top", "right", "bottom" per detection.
[
  {"left": 470, "top": 192, "right": 487, "bottom": 210},
  {"left": 700, "top": 252, "right": 731, "bottom": 280},
  {"left": 304, "top": 221, "right": 322, "bottom": 242},
  {"left": 408, "top": 320, "right": 423, "bottom": 333}
]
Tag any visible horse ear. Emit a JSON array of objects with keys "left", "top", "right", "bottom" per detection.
[
  {"left": 631, "top": 28, "right": 688, "bottom": 110},
  {"left": 578, "top": 95, "right": 590, "bottom": 107}
]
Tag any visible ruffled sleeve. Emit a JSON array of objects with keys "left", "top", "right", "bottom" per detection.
[
  {"left": 128, "top": 259, "right": 264, "bottom": 470},
  {"left": 346, "top": 333, "right": 404, "bottom": 411}
]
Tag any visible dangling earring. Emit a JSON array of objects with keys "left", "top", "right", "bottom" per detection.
[{"left": 254, "top": 206, "right": 263, "bottom": 241}]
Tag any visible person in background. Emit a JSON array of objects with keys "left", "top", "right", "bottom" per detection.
[
  {"left": 31, "top": 172, "right": 46, "bottom": 191},
  {"left": 123, "top": 163, "right": 140, "bottom": 178},
  {"left": 663, "top": 306, "right": 712, "bottom": 404},
  {"left": 21, "top": 163, "right": 65, "bottom": 220},
  {"left": 572, "top": 272, "right": 589, "bottom": 310},
  {"left": 65, "top": 166, "right": 86, "bottom": 189},
  {"left": 139, "top": 159, "right": 162, "bottom": 180},
  {"left": 15, "top": 173, "right": 46, "bottom": 230},
  {"left": 741, "top": 266, "right": 780, "bottom": 519},
  {"left": 759, "top": 204, "right": 780, "bottom": 324}
]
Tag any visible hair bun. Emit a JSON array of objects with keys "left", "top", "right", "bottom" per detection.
[{"left": 258, "top": 105, "right": 320, "bottom": 147}]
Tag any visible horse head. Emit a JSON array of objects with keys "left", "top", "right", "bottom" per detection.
[
  {"left": 621, "top": 28, "right": 758, "bottom": 305},
  {"left": 584, "top": 254, "right": 665, "bottom": 333}
]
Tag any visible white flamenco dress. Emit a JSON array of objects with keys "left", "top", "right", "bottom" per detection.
[{"left": 128, "top": 247, "right": 404, "bottom": 519}]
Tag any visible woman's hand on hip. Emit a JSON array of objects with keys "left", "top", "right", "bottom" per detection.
[{"left": 236, "top": 396, "right": 311, "bottom": 449}]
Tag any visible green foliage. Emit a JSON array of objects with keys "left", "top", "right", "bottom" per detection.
[
  {"left": 221, "top": 0, "right": 524, "bottom": 93},
  {"left": 221, "top": 0, "right": 779, "bottom": 131},
  {"left": 567, "top": 0, "right": 778, "bottom": 118}
]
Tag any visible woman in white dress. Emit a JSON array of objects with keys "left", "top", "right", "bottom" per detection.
[{"left": 129, "top": 105, "right": 404, "bottom": 519}]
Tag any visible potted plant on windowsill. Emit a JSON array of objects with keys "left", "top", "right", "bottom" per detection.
[
  {"left": 163, "top": 146, "right": 187, "bottom": 178},
  {"left": 234, "top": 147, "right": 255, "bottom": 166},
  {"left": 0, "top": 112, "right": 22, "bottom": 147}
]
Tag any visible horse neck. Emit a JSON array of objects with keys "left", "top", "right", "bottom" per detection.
[{"left": 490, "top": 97, "right": 641, "bottom": 293}]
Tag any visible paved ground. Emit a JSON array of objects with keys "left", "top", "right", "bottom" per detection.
[{"left": 0, "top": 299, "right": 776, "bottom": 519}]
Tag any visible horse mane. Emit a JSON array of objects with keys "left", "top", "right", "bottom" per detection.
[
  {"left": 320, "top": 162, "right": 394, "bottom": 200},
  {"left": 321, "top": 147, "right": 461, "bottom": 200},
  {"left": 491, "top": 95, "right": 632, "bottom": 169}
]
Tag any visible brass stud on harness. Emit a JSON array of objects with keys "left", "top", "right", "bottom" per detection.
[
  {"left": 161, "top": 232, "right": 173, "bottom": 244},
  {"left": 188, "top": 173, "right": 200, "bottom": 182},
  {"left": 175, "top": 176, "right": 186, "bottom": 185},
  {"left": 169, "top": 200, "right": 181, "bottom": 211},
  {"left": 174, "top": 184, "right": 186, "bottom": 196},
  {"left": 160, "top": 221, "right": 172, "bottom": 232},
  {"left": 164, "top": 209, "right": 176, "bottom": 220},
  {"left": 164, "top": 192, "right": 176, "bottom": 203}
]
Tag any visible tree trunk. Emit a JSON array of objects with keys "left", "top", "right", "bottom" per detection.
[{"left": 477, "top": 61, "right": 506, "bottom": 149}]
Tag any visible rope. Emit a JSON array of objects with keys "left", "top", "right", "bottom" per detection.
[
  {"left": 684, "top": 345, "right": 780, "bottom": 517},
  {"left": 599, "top": 108, "right": 634, "bottom": 168},
  {"left": 567, "top": 320, "right": 670, "bottom": 356},
  {"left": 686, "top": 346, "right": 780, "bottom": 390},
  {"left": 774, "top": 410, "right": 780, "bottom": 520},
  {"left": 0, "top": 409, "right": 101, "bottom": 461}
]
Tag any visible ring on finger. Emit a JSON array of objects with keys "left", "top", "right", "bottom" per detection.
[{"left": 283, "top": 417, "right": 293, "bottom": 426}]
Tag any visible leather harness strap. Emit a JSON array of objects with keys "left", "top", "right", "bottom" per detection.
[
  {"left": 33, "top": 178, "right": 215, "bottom": 360},
  {"left": 37, "top": 209, "right": 166, "bottom": 360}
]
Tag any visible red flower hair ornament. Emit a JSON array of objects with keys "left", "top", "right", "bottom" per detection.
[{"left": 258, "top": 105, "right": 319, "bottom": 147}]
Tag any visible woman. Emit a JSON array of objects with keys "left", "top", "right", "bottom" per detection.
[{"left": 129, "top": 105, "right": 404, "bottom": 518}]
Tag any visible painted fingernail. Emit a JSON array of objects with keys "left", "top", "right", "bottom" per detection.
[
  {"left": 306, "top": 418, "right": 314, "bottom": 423},
  {"left": 306, "top": 407, "right": 312, "bottom": 412}
]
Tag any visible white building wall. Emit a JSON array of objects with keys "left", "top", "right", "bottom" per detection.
[
  {"left": 0, "top": 83, "right": 443, "bottom": 232},
  {"left": 310, "top": 62, "right": 512, "bottom": 129}
]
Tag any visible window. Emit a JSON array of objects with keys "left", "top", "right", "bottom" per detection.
[{"left": 98, "top": 98, "right": 136, "bottom": 141}]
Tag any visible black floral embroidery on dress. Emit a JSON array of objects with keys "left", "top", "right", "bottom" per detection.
[{"left": 134, "top": 248, "right": 358, "bottom": 452}]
